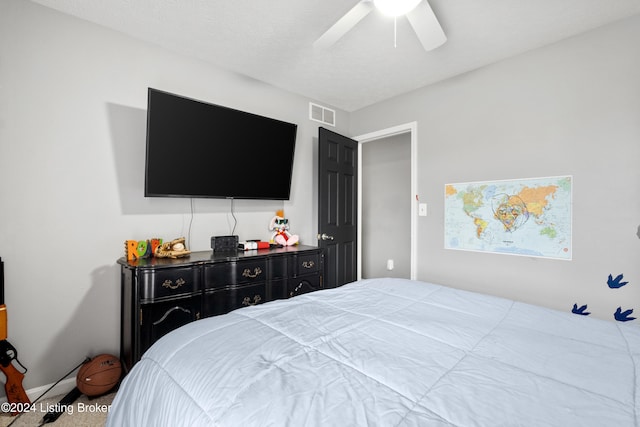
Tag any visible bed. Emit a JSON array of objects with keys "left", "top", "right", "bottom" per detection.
[{"left": 106, "top": 278, "right": 640, "bottom": 426}]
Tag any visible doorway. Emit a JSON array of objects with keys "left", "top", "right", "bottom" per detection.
[{"left": 355, "top": 122, "right": 417, "bottom": 280}]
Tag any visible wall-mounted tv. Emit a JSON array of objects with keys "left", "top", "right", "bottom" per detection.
[{"left": 145, "top": 88, "right": 297, "bottom": 200}]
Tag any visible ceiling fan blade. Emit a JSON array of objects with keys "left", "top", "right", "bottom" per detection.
[
  {"left": 406, "top": 0, "right": 447, "bottom": 51},
  {"left": 314, "top": 1, "right": 374, "bottom": 49}
]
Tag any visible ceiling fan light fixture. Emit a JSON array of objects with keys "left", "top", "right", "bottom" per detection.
[{"left": 374, "top": 0, "right": 421, "bottom": 17}]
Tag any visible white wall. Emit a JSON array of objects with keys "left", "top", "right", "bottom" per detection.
[
  {"left": 351, "top": 14, "right": 640, "bottom": 322},
  {"left": 0, "top": 0, "right": 348, "bottom": 389}
]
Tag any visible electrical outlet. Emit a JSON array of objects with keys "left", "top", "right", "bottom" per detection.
[{"left": 418, "top": 203, "right": 427, "bottom": 216}]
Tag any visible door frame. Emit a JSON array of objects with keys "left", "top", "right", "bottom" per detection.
[{"left": 354, "top": 122, "right": 418, "bottom": 280}]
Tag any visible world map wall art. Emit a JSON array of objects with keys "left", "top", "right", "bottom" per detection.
[{"left": 444, "top": 176, "right": 572, "bottom": 260}]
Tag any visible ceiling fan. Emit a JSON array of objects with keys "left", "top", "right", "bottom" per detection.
[{"left": 314, "top": 0, "right": 446, "bottom": 51}]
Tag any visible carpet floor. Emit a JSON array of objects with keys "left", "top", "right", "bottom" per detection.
[{"left": 0, "top": 391, "right": 115, "bottom": 427}]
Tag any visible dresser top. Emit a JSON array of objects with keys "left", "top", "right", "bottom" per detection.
[{"left": 118, "top": 244, "right": 321, "bottom": 269}]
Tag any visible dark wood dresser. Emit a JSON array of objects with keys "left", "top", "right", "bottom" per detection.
[{"left": 118, "top": 245, "right": 324, "bottom": 372}]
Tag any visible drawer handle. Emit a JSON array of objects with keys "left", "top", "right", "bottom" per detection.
[
  {"left": 153, "top": 306, "right": 191, "bottom": 325},
  {"left": 162, "top": 278, "right": 186, "bottom": 290},
  {"left": 290, "top": 282, "right": 305, "bottom": 297},
  {"left": 242, "top": 295, "right": 262, "bottom": 306},
  {"left": 242, "top": 267, "right": 263, "bottom": 278},
  {"left": 302, "top": 261, "right": 315, "bottom": 269}
]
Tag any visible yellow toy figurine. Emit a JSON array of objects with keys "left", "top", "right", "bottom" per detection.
[{"left": 269, "top": 210, "right": 299, "bottom": 246}]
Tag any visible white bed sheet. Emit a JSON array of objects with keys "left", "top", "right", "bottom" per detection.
[{"left": 107, "top": 278, "right": 640, "bottom": 426}]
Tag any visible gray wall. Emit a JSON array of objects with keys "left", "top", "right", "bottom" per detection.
[
  {"left": 351, "top": 14, "right": 640, "bottom": 321},
  {"left": 0, "top": 0, "right": 349, "bottom": 389},
  {"left": 362, "top": 133, "right": 411, "bottom": 278}
]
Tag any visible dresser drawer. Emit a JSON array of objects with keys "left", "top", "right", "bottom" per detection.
[
  {"left": 140, "top": 295, "right": 201, "bottom": 355},
  {"left": 205, "top": 259, "right": 267, "bottom": 288},
  {"left": 291, "top": 252, "right": 321, "bottom": 276},
  {"left": 138, "top": 267, "right": 200, "bottom": 300},
  {"left": 288, "top": 273, "right": 322, "bottom": 298},
  {"left": 203, "top": 282, "right": 266, "bottom": 316}
]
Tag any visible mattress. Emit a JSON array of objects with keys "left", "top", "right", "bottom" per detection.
[{"left": 107, "top": 278, "right": 640, "bottom": 426}]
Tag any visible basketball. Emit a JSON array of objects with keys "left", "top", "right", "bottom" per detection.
[{"left": 76, "top": 354, "right": 122, "bottom": 397}]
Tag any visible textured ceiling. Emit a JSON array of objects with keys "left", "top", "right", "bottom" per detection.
[{"left": 29, "top": 0, "right": 640, "bottom": 112}]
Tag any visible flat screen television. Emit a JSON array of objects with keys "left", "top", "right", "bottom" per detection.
[{"left": 145, "top": 88, "right": 297, "bottom": 200}]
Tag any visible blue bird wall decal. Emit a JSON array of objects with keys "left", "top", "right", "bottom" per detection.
[
  {"left": 571, "top": 304, "right": 590, "bottom": 315},
  {"left": 614, "top": 307, "right": 636, "bottom": 322},
  {"left": 607, "top": 274, "right": 629, "bottom": 289}
]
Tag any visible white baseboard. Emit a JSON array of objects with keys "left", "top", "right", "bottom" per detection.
[{"left": 0, "top": 377, "right": 77, "bottom": 404}]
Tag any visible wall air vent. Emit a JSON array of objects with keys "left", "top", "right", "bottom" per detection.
[{"left": 309, "top": 102, "right": 336, "bottom": 127}]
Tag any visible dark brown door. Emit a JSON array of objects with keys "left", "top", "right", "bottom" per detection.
[{"left": 318, "top": 128, "right": 358, "bottom": 288}]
